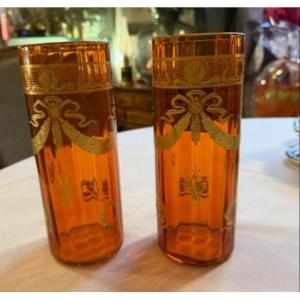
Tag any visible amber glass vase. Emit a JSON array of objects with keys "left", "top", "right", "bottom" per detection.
[
  {"left": 18, "top": 42, "right": 123, "bottom": 264},
  {"left": 152, "top": 33, "right": 245, "bottom": 265}
]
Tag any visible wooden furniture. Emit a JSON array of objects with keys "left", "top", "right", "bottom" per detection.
[
  {"left": 0, "top": 118, "right": 298, "bottom": 291},
  {"left": 114, "top": 85, "right": 153, "bottom": 130},
  {"left": 0, "top": 46, "right": 33, "bottom": 169}
]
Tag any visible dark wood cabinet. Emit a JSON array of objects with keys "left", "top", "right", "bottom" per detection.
[{"left": 114, "top": 85, "right": 153, "bottom": 130}]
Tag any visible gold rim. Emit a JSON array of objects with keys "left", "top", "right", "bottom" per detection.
[
  {"left": 18, "top": 41, "right": 109, "bottom": 52},
  {"left": 152, "top": 32, "right": 245, "bottom": 44}
]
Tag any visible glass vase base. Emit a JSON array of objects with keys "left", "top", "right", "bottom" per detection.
[
  {"left": 163, "top": 248, "right": 233, "bottom": 266},
  {"left": 48, "top": 223, "right": 123, "bottom": 265},
  {"left": 50, "top": 242, "right": 123, "bottom": 266}
]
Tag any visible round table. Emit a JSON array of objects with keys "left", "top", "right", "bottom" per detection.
[{"left": 0, "top": 118, "right": 299, "bottom": 291}]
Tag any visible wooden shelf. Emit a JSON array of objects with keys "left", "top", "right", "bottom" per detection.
[{"left": 114, "top": 84, "right": 153, "bottom": 130}]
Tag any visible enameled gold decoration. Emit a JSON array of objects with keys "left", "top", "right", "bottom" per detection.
[
  {"left": 20, "top": 62, "right": 112, "bottom": 95},
  {"left": 56, "top": 172, "right": 75, "bottom": 204},
  {"left": 156, "top": 90, "right": 239, "bottom": 150},
  {"left": 179, "top": 174, "right": 208, "bottom": 201},
  {"left": 30, "top": 95, "right": 115, "bottom": 155},
  {"left": 80, "top": 177, "right": 114, "bottom": 228},
  {"left": 81, "top": 178, "right": 99, "bottom": 201},
  {"left": 153, "top": 55, "right": 244, "bottom": 89},
  {"left": 45, "top": 154, "right": 76, "bottom": 204}
]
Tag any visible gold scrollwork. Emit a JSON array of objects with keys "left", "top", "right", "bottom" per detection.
[
  {"left": 179, "top": 173, "right": 208, "bottom": 202},
  {"left": 30, "top": 95, "right": 115, "bottom": 155},
  {"left": 21, "top": 62, "right": 112, "bottom": 95},
  {"left": 153, "top": 54, "right": 244, "bottom": 88},
  {"left": 156, "top": 90, "right": 239, "bottom": 150}
]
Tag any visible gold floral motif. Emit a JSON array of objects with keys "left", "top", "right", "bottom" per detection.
[
  {"left": 45, "top": 155, "right": 75, "bottom": 204},
  {"left": 56, "top": 172, "right": 75, "bottom": 204},
  {"left": 79, "top": 177, "right": 114, "bottom": 229},
  {"left": 20, "top": 62, "right": 112, "bottom": 95},
  {"left": 48, "top": 161, "right": 76, "bottom": 204},
  {"left": 224, "top": 201, "right": 236, "bottom": 230},
  {"left": 156, "top": 90, "right": 239, "bottom": 150},
  {"left": 156, "top": 196, "right": 167, "bottom": 228},
  {"left": 81, "top": 178, "right": 99, "bottom": 201},
  {"left": 179, "top": 174, "right": 208, "bottom": 201},
  {"left": 30, "top": 95, "right": 115, "bottom": 155},
  {"left": 153, "top": 55, "right": 244, "bottom": 88}
]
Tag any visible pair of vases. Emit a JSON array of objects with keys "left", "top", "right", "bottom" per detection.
[{"left": 18, "top": 32, "right": 245, "bottom": 266}]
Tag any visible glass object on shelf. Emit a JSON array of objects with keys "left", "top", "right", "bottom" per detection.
[
  {"left": 120, "top": 55, "right": 133, "bottom": 87},
  {"left": 255, "top": 59, "right": 300, "bottom": 117},
  {"left": 81, "top": 8, "right": 114, "bottom": 43},
  {"left": 5, "top": 8, "right": 114, "bottom": 42},
  {"left": 135, "top": 8, "right": 195, "bottom": 83},
  {"left": 6, "top": 8, "right": 48, "bottom": 37},
  {"left": 254, "top": 20, "right": 300, "bottom": 117}
]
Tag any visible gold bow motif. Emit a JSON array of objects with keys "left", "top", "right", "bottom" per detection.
[
  {"left": 30, "top": 95, "right": 115, "bottom": 155},
  {"left": 156, "top": 90, "right": 239, "bottom": 150}
]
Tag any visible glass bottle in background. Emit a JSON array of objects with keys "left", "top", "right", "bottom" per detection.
[
  {"left": 120, "top": 55, "right": 133, "bottom": 87},
  {"left": 0, "top": 8, "right": 10, "bottom": 47},
  {"left": 254, "top": 21, "right": 300, "bottom": 117},
  {"left": 18, "top": 42, "right": 123, "bottom": 264},
  {"left": 254, "top": 59, "right": 300, "bottom": 117},
  {"left": 153, "top": 33, "right": 245, "bottom": 265}
]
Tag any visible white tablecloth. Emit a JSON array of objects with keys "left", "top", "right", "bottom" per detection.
[{"left": 0, "top": 118, "right": 299, "bottom": 291}]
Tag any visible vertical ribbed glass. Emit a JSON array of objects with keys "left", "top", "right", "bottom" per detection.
[
  {"left": 152, "top": 33, "right": 245, "bottom": 265},
  {"left": 18, "top": 42, "right": 123, "bottom": 264}
]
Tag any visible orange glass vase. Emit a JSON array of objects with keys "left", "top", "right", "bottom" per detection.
[
  {"left": 18, "top": 42, "right": 123, "bottom": 264},
  {"left": 152, "top": 33, "right": 245, "bottom": 265}
]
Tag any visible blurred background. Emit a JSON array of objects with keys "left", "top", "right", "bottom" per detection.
[{"left": 0, "top": 7, "right": 299, "bottom": 168}]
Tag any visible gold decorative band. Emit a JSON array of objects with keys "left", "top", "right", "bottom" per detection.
[
  {"left": 20, "top": 62, "right": 112, "bottom": 95},
  {"left": 153, "top": 54, "right": 244, "bottom": 89}
]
